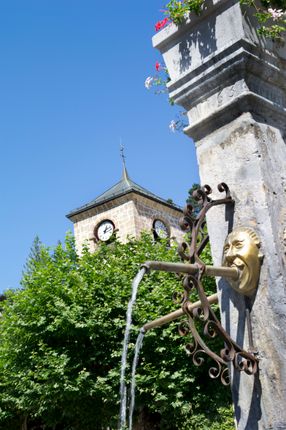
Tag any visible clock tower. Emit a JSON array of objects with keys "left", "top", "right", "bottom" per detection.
[{"left": 66, "top": 166, "right": 184, "bottom": 253}]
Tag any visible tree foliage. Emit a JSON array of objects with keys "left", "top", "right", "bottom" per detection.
[
  {"left": 186, "top": 183, "right": 201, "bottom": 211},
  {"left": 0, "top": 233, "right": 234, "bottom": 429}
]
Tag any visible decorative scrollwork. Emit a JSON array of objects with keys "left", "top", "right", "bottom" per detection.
[
  {"left": 217, "top": 182, "right": 231, "bottom": 199},
  {"left": 172, "top": 291, "right": 184, "bottom": 305},
  {"left": 177, "top": 183, "right": 258, "bottom": 385},
  {"left": 203, "top": 320, "right": 218, "bottom": 338},
  {"left": 193, "top": 349, "right": 206, "bottom": 367},
  {"left": 182, "top": 274, "right": 196, "bottom": 291},
  {"left": 192, "top": 305, "right": 206, "bottom": 322},
  {"left": 220, "top": 345, "right": 235, "bottom": 363},
  {"left": 177, "top": 241, "right": 191, "bottom": 262},
  {"left": 209, "top": 363, "right": 221, "bottom": 379},
  {"left": 179, "top": 205, "right": 194, "bottom": 232},
  {"left": 178, "top": 320, "right": 191, "bottom": 337},
  {"left": 234, "top": 352, "right": 258, "bottom": 375},
  {"left": 178, "top": 183, "right": 233, "bottom": 269},
  {"left": 221, "top": 367, "right": 230, "bottom": 386},
  {"left": 185, "top": 340, "right": 197, "bottom": 355}
]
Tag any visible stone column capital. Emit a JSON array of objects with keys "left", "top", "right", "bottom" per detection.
[{"left": 153, "top": 0, "right": 286, "bottom": 141}]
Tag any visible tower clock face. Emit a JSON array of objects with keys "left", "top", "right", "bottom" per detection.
[
  {"left": 153, "top": 219, "right": 169, "bottom": 239},
  {"left": 96, "top": 220, "right": 115, "bottom": 242}
]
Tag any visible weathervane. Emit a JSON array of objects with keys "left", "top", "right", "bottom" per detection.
[{"left": 120, "top": 140, "right": 126, "bottom": 169}]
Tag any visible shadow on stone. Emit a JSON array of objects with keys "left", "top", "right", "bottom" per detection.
[{"left": 178, "top": 14, "right": 217, "bottom": 74}]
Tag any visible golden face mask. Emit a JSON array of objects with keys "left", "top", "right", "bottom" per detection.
[{"left": 222, "top": 227, "right": 263, "bottom": 296}]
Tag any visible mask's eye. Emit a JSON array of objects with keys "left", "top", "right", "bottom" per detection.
[
  {"left": 223, "top": 245, "right": 230, "bottom": 253},
  {"left": 233, "top": 240, "right": 244, "bottom": 249}
]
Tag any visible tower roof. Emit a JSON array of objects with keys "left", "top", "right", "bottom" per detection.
[{"left": 66, "top": 166, "right": 182, "bottom": 219}]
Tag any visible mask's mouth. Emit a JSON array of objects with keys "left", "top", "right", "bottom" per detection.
[
  {"left": 231, "top": 257, "right": 246, "bottom": 269},
  {"left": 228, "top": 258, "right": 249, "bottom": 288}
]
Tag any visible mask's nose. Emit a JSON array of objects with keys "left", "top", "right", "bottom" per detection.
[{"left": 224, "top": 246, "right": 235, "bottom": 264}]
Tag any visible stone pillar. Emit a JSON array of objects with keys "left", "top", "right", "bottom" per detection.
[{"left": 153, "top": 1, "right": 286, "bottom": 429}]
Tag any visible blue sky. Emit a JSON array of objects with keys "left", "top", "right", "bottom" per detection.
[{"left": 0, "top": 1, "right": 199, "bottom": 292}]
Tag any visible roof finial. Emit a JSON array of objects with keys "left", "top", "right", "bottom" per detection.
[
  {"left": 120, "top": 140, "right": 126, "bottom": 169},
  {"left": 120, "top": 140, "right": 129, "bottom": 182}
]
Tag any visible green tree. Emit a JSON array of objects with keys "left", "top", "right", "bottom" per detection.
[
  {"left": 186, "top": 183, "right": 201, "bottom": 213},
  {"left": 22, "top": 235, "right": 43, "bottom": 276},
  {"left": 0, "top": 233, "right": 234, "bottom": 429}
]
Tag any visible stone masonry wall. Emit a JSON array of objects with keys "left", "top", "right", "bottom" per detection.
[
  {"left": 73, "top": 196, "right": 136, "bottom": 253},
  {"left": 71, "top": 193, "right": 184, "bottom": 253},
  {"left": 133, "top": 194, "right": 184, "bottom": 244}
]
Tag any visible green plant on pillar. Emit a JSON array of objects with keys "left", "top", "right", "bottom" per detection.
[
  {"left": 240, "top": 0, "right": 286, "bottom": 38},
  {"left": 165, "top": 0, "right": 204, "bottom": 24},
  {"left": 156, "top": 0, "right": 286, "bottom": 39}
]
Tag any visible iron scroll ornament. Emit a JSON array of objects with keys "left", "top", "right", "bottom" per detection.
[{"left": 176, "top": 183, "right": 258, "bottom": 385}]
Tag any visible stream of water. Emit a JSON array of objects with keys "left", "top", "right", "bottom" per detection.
[
  {"left": 119, "top": 267, "right": 147, "bottom": 429},
  {"left": 128, "top": 328, "right": 145, "bottom": 430}
]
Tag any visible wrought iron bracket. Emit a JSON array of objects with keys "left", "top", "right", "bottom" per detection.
[{"left": 143, "top": 183, "right": 260, "bottom": 385}]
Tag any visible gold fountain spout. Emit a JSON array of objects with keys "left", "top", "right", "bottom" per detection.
[{"left": 142, "top": 261, "right": 239, "bottom": 280}]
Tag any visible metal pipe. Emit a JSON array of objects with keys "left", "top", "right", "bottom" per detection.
[
  {"left": 142, "top": 261, "right": 239, "bottom": 280},
  {"left": 143, "top": 293, "right": 218, "bottom": 331}
]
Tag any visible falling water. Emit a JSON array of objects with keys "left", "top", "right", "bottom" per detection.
[
  {"left": 128, "top": 328, "right": 145, "bottom": 430},
  {"left": 119, "top": 267, "right": 147, "bottom": 429}
]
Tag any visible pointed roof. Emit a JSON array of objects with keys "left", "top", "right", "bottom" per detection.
[{"left": 66, "top": 167, "right": 182, "bottom": 219}]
